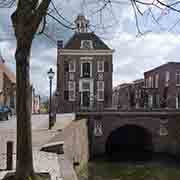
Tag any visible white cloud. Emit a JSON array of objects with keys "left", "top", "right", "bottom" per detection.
[{"left": 107, "top": 29, "right": 180, "bottom": 87}]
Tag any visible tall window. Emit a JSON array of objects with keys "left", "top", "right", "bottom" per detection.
[
  {"left": 64, "top": 91, "right": 69, "bottom": 100},
  {"left": 81, "top": 62, "right": 92, "bottom": 78},
  {"left": 165, "top": 71, "right": 170, "bottom": 86},
  {"left": 148, "top": 76, "right": 152, "bottom": 88},
  {"left": 97, "top": 61, "right": 104, "bottom": 72},
  {"left": 97, "top": 81, "right": 104, "bottom": 101},
  {"left": 176, "top": 71, "right": 180, "bottom": 85},
  {"left": 64, "top": 61, "right": 69, "bottom": 72},
  {"left": 155, "top": 74, "right": 159, "bottom": 88},
  {"left": 148, "top": 95, "right": 153, "bottom": 108},
  {"left": 69, "top": 61, "right": 76, "bottom": 72},
  {"left": 145, "top": 78, "right": 148, "bottom": 88},
  {"left": 68, "top": 81, "right": 76, "bottom": 101},
  {"left": 176, "top": 91, "right": 180, "bottom": 109}
]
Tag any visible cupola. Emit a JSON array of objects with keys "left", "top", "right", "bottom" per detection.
[{"left": 74, "top": 14, "right": 89, "bottom": 33}]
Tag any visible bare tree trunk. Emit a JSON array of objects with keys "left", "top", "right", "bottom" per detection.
[{"left": 15, "top": 40, "right": 34, "bottom": 180}]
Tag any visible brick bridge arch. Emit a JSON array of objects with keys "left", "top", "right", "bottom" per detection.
[
  {"left": 106, "top": 124, "right": 153, "bottom": 160},
  {"left": 76, "top": 111, "right": 180, "bottom": 158}
]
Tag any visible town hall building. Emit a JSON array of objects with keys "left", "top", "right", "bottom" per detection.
[{"left": 56, "top": 15, "right": 113, "bottom": 113}]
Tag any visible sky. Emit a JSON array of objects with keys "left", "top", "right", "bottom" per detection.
[{"left": 1, "top": 0, "right": 180, "bottom": 98}]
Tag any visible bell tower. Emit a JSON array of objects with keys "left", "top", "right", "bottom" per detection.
[{"left": 75, "top": 14, "right": 89, "bottom": 33}]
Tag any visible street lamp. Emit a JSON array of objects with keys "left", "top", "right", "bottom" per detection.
[{"left": 47, "top": 68, "right": 55, "bottom": 129}]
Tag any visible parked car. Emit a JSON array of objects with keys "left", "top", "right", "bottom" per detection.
[{"left": 0, "top": 106, "right": 12, "bottom": 121}]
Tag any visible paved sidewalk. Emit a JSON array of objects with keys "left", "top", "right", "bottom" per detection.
[
  {"left": 0, "top": 129, "right": 59, "bottom": 155},
  {"left": 0, "top": 151, "right": 62, "bottom": 180}
]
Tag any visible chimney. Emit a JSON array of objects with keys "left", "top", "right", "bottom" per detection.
[{"left": 57, "top": 40, "right": 63, "bottom": 49}]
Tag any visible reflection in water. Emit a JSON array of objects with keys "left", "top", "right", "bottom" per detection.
[{"left": 78, "top": 157, "right": 180, "bottom": 180}]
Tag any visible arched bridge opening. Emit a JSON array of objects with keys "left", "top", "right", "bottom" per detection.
[{"left": 106, "top": 125, "right": 153, "bottom": 161}]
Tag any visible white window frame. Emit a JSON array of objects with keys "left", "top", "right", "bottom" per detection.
[
  {"left": 97, "top": 81, "right": 104, "bottom": 90},
  {"left": 69, "top": 73, "right": 75, "bottom": 81},
  {"left": 176, "top": 71, "right": 180, "bottom": 86},
  {"left": 79, "top": 79, "right": 94, "bottom": 106},
  {"left": 80, "top": 61, "right": 92, "bottom": 78},
  {"left": 176, "top": 93, "right": 180, "bottom": 109},
  {"left": 68, "top": 81, "right": 76, "bottom": 101},
  {"left": 97, "top": 61, "right": 104, "bottom": 73},
  {"left": 69, "top": 61, "right": 76, "bottom": 72},
  {"left": 165, "top": 71, "right": 170, "bottom": 86},
  {"left": 97, "top": 81, "right": 104, "bottom": 101},
  {"left": 155, "top": 74, "right": 159, "bottom": 88},
  {"left": 148, "top": 95, "right": 153, "bottom": 108},
  {"left": 148, "top": 76, "right": 152, "bottom": 88}
]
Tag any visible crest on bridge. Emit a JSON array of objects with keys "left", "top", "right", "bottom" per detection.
[{"left": 94, "top": 120, "right": 103, "bottom": 137}]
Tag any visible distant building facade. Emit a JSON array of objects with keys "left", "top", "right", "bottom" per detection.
[
  {"left": 113, "top": 62, "right": 180, "bottom": 110},
  {"left": 144, "top": 62, "right": 180, "bottom": 109},
  {"left": 0, "top": 54, "right": 16, "bottom": 109},
  {"left": 133, "top": 79, "right": 144, "bottom": 108},
  {"left": 112, "top": 79, "right": 144, "bottom": 110},
  {"left": 32, "top": 88, "right": 40, "bottom": 114},
  {"left": 56, "top": 15, "right": 113, "bottom": 112},
  {"left": 112, "top": 83, "right": 132, "bottom": 110}
]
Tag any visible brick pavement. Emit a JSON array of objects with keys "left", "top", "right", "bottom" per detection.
[{"left": 0, "top": 151, "right": 62, "bottom": 180}]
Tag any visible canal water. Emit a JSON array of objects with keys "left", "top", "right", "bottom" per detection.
[{"left": 78, "top": 155, "right": 180, "bottom": 180}]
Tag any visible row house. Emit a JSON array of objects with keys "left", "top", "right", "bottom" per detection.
[
  {"left": 112, "top": 83, "right": 133, "bottom": 110},
  {"left": 112, "top": 80, "right": 144, "bottom": 110},
  {"left": 144, "top": 62, "right": 180, "bottom": 109},
  {"left": 56, "top": 15, "right": 113, "bottom": 112},
  {"left": 133, "top": 79, "right": 145, "bottom": 108}
]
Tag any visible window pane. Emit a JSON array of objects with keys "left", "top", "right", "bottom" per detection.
[
  {"left": 176, "top": 72, "right": 180, "bottom": 84},
  {"left": 97, "top": 61, "right": 104, "bottom": 72},
  {"left": 83, "top": 63, "right": 90, "bottom": 77},
  {"left": 69, "top": 61, "right": 75, "bottom": 72},
  {"left": 97, "top": 81, "right": 104, "bottom": 90},
  {"left": 64, "top": 61, "right": 69, "bottom": 72},
  {"left": 68, "top": 81, "right": 75, "bottom": 91},
  {"left": 98, "top": 90, "right": 104, "bottom": 100},
  {"left": 82, "top": 82, "right": 90, "bottom": 90},
  {"left": 69, "top": 90, "right": 75, "bottom": 101},
  {"left": 64, "top": 91, "right": 68, "bottom": 100}
]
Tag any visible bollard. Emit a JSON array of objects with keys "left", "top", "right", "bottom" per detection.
[{"left": 7, "top": 141, "right": 13, "bottom": 170}]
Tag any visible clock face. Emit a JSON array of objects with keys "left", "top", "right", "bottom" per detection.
[{"left": 82, "top": 40, "right": 91, "bottom": 49}]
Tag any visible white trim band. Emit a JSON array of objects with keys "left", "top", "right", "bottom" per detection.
[{"left": 59, "top": 49, "right": 114, "bottom": 55}]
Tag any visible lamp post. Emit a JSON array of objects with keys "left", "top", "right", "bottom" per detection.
[{"left": 47, "top": 68, "right": 55, "bottom": 129}]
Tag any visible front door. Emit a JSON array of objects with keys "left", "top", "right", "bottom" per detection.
[{"left": 82, "top": 91, "right": 90, "bottom": 107}]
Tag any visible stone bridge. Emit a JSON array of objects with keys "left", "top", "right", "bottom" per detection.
[{"left": 76, "top": 111, "right": 180, "bottom": 159}]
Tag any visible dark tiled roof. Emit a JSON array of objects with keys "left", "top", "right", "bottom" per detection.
[
  {"left": 144, "top": 61, "right": 180, "bottom": 74},
  {"left": 64, "top": 32, "right": 110, "bottom": 50}
]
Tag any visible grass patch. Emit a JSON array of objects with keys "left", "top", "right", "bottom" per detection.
[{"left": 78, "top": 161, "right": 180, "bottom": 180}]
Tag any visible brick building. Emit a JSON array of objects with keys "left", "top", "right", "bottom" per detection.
[
  {"left": 56, "top": 15, "right": 113, "bottom": 113},
  {"left": 0, "top": 54, "right": 16, "bottom": 109},
  {"left": 144, "top": 62, "right": 180, "bottom": 109},
  {"left": 112, "top": 79, "right": 144, "bottom": 110},
  {"left": 112, "top": 83, "right": 132, "bottom": 110},
  {"left": 133, "top": 79, "right": 144, "bottom": 108}
]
